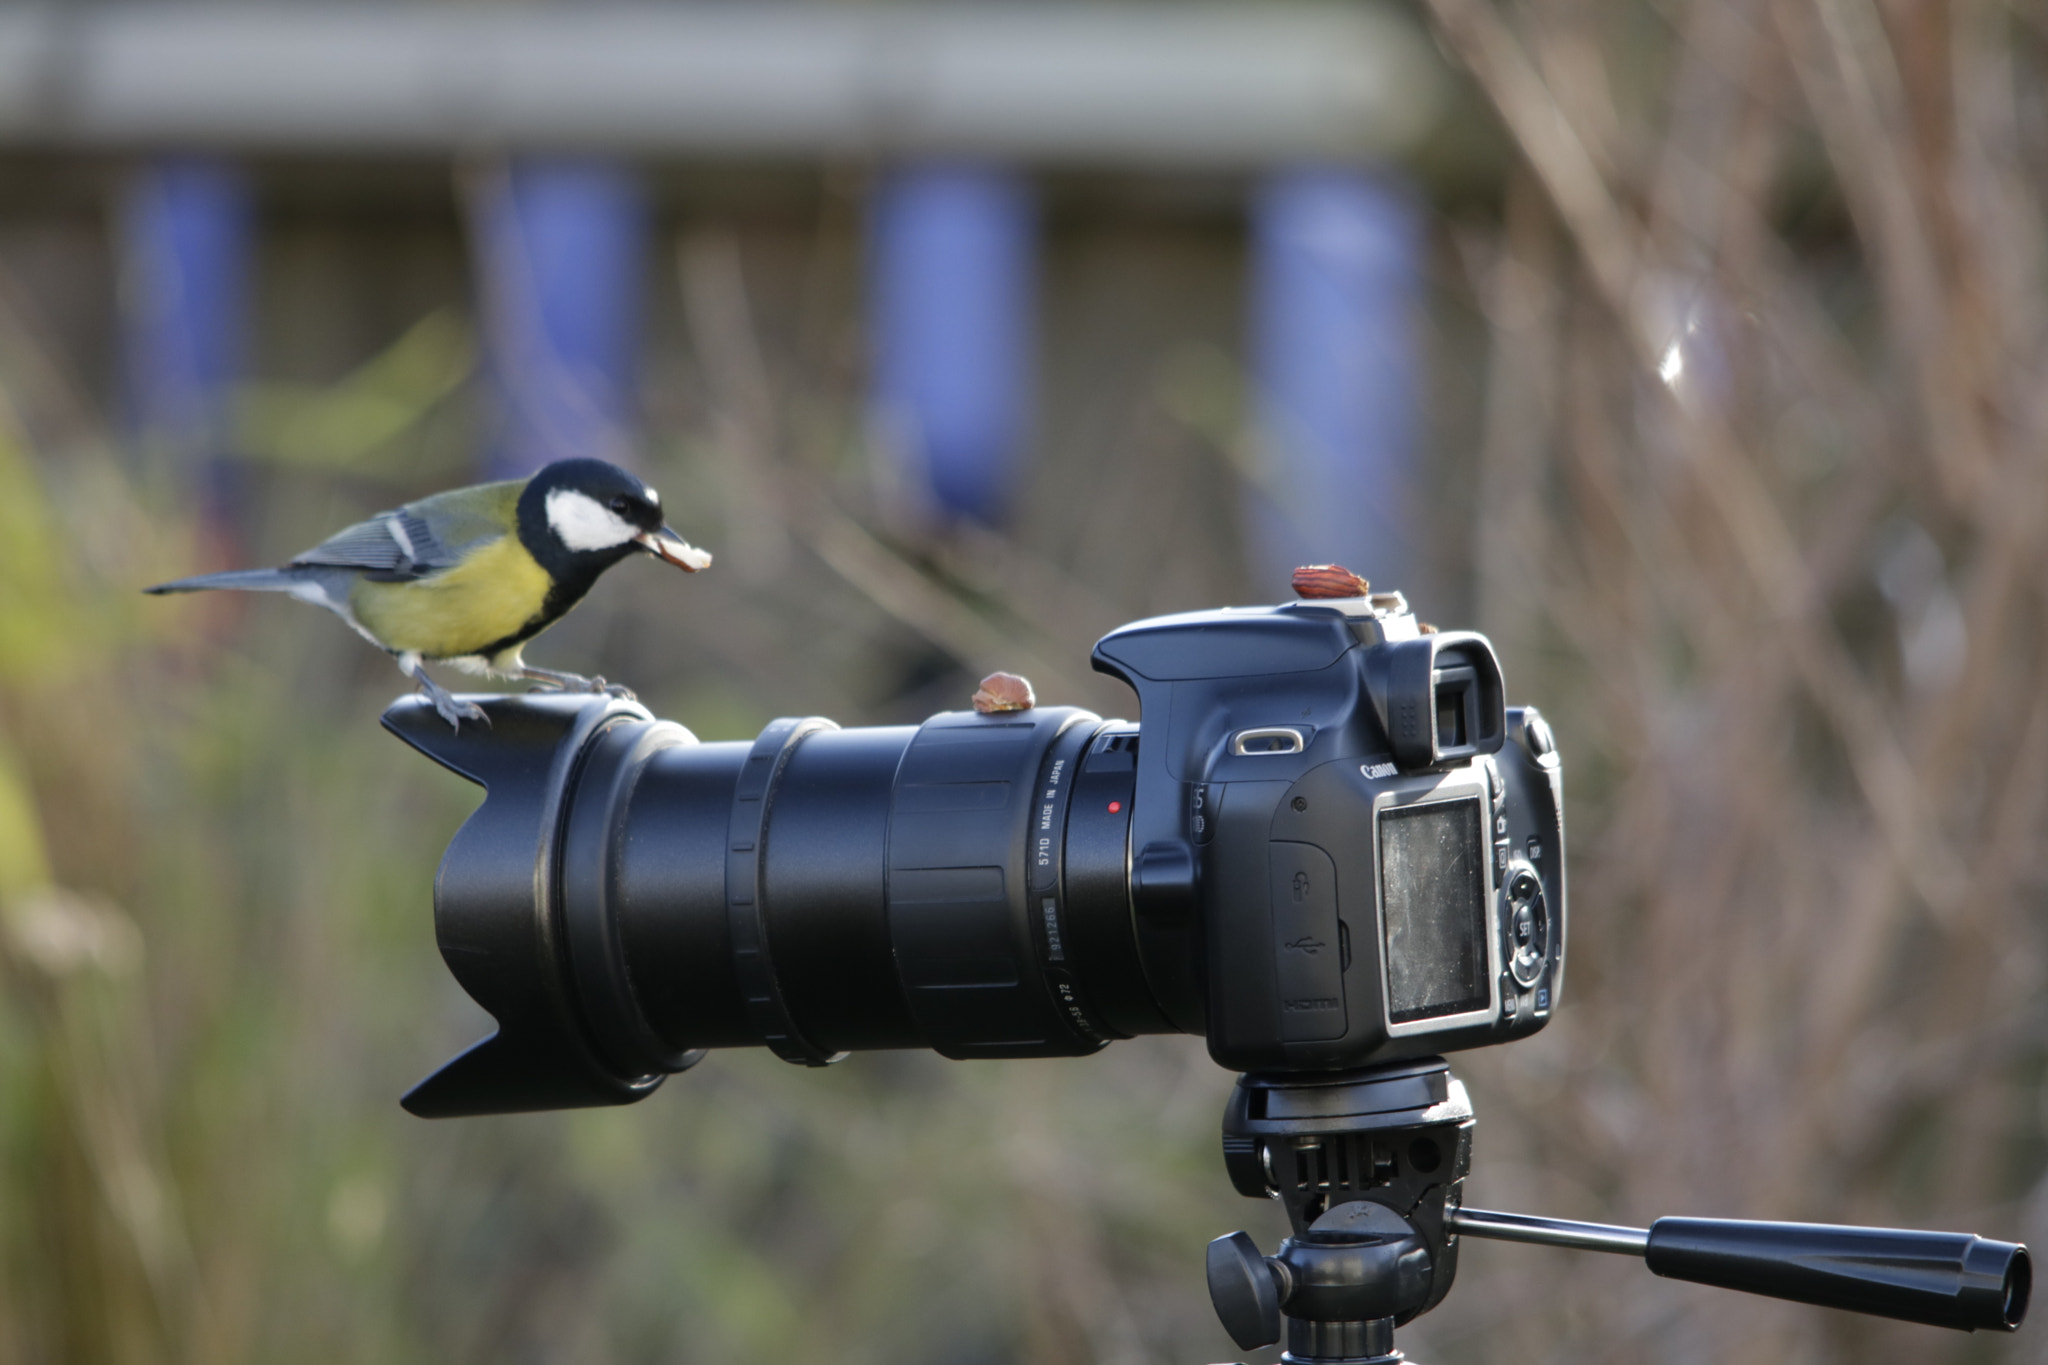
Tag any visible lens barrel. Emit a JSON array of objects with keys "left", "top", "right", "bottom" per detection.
[{"left": 384, "top": 693, "right": 1172, "bottom": 1117}]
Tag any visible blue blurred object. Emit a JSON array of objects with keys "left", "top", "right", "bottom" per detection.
[
  {"left": 869, "top": 164, "right": 1036, "bottom": 527},
  {"left": 119, "top": 157, "right": 253, "bottom": 526},
  {"left": 474, "top": 159, "right": 647, "bottom": 478},
  {"left": 1248, "top": 168, "right": 1425, "bottom": 599}
]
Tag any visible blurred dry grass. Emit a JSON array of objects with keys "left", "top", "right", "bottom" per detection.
[
  {"left": 1426, "top": 0, "right": 2048, "bottom": 1360},
  {"left": 0, "top": 1, "right": 2044, "bottom": 1361}
]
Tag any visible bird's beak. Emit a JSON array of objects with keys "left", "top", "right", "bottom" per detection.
[{"left": 636, "top": 526, "right": 712, "bottom": 572}]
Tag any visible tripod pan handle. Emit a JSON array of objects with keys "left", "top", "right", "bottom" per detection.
[{"left": 1645, "top": 1218, "right": 2029, "bottom": 1332}]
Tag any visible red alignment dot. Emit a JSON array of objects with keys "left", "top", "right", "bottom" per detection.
[{"left": 1108, "top": 801, "right": 1123, "bottom": 813}]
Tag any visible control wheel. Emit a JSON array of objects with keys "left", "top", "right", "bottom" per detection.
[{"left": 1504, "top": 861, "right": 1548, "bottom": 987}]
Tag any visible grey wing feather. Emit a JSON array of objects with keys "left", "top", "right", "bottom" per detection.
[
  {"left": 397, "top": 482, "right": 523, "bottom": 557},
  {"left": 291, "top": 510, "right": 441, "bottom": 579},
  {"left": 291, "top": 482, "right": 520, "bottom": 580}
]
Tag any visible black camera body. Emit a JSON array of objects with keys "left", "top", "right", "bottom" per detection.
[
  {"left": 384, "top": 594, "right": 1563, "bottom": 1117},
  {"left": 1095, "top": 594, "right": 1564, "bottom": 1075}
]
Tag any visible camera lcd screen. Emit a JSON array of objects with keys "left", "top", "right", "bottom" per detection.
[{"left": 1379, "top": 799, "right": 1489, "bottom": 1024}]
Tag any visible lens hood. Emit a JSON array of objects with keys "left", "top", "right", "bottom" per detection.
[{"left": 383, "top": 692, "right": 698, "bottom": 1118}]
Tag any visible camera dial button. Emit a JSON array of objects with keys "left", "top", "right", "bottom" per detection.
[{"left": 1504, "top": 861, "right": 1548, "bottom": 988}]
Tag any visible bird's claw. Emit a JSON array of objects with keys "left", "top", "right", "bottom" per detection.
[
  {"left": 575, "top": 673, "right": 636, "bottom": 700},
  {"left": 434, "top": 697, "right": 490, "bottom": 732},
  {"left": 524, "top": 672, "right": 635, "bottom": 702}
]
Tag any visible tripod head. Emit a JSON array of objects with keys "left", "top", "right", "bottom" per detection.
[{"left": 1206, "top": 1059, "right": 2029, "bottom": 1363}]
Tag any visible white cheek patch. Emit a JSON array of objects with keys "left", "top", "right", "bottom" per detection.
[{"left": 546, "top": 488, "right": 639, "bottom": 552}]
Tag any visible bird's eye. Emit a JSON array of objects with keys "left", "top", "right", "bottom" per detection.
[{"left": 609, "top": 496, "right": 631, "bottom": 514}]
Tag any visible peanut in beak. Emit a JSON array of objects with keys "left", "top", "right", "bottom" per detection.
[{"left": 637, "top": 529, "right": 712, "bottom": 572}]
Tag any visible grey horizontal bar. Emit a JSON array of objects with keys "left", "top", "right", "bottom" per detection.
[
  {"left": 1448, "top": 1207, "right": 1652, "bottom": 1256},
  {"left": 0, "top": 3, "right": 1446, "bottom": 167}
]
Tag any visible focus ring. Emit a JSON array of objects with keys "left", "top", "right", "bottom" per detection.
[
  {"left": 727, "top": 716, "right": 847, "bottom": 1066},
  {"left": 1027, "top": 716, "right": 1116, "bottom": 1047}
]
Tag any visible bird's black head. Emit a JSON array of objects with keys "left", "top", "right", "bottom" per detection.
[
  {"left": 514, "top": 459, "right": 713, "bottom": 626},
  {"left": 516, "top": 458, "right": 670, "bottom": 580}
]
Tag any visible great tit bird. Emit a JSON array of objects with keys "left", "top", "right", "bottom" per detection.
[{"left": 146, "top": 458, "right": 711, "bottom": 729}]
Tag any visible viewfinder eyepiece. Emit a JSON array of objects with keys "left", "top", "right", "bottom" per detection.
[{"left": 1362, "top": 633, "right": 1505, "bottom": 771}]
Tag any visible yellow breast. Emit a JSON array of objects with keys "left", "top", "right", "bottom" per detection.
[{"left": 350, "top": 535, "right": 554, "bottom": 658}]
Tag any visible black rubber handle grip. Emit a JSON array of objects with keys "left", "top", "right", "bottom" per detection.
[{"left": 1646, "top": 1218, "right": 2030, "bottom": 1332}]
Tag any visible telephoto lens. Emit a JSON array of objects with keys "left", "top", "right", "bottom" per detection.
[
  {"left": 386, "top": 593, "right": 1564, "bottom": 1116},
  {"left": 385, "top": 693, "right": 1165, "bottom": 1117}
]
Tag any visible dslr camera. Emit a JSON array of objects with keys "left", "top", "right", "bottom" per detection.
[
  {"left": 383, "top": 589, "right": 1560, "bottom": 1114},
  {"left": 385, "top": 587, "right": 2027, "bottom": 1355}
]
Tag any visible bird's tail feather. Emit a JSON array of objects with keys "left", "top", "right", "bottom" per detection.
[{"left": 144, "top": 567, "right": 299, "bottom": 595}]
